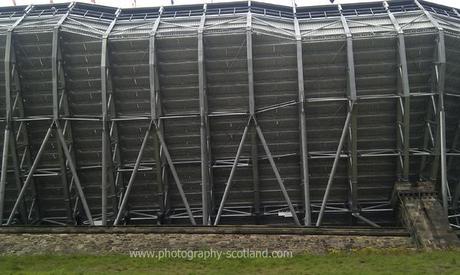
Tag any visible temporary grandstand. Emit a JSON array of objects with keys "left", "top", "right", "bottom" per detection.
[{"left": 0, "top": 0, "right": 459, "bottom": 229}]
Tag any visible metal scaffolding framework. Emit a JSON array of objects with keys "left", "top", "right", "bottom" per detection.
[{"left": 0, "top": 0, "right": 460, "bottom": 228}]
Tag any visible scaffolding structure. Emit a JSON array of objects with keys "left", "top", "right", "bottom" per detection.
[{"left": 0, "top": 0, "right": 460, "bottom": 228}]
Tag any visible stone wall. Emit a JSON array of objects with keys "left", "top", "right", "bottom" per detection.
[{"left": 0, "top": 233, "right": 414, "bottom": 255}]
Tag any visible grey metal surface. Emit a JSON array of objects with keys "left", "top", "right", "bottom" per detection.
[{"left": 0, "top": 0, "right": 459, "bottom": 228}]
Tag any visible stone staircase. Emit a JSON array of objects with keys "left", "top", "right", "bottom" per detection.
[{"left": 393, "top": 181, "right": 460, "bottom": 249}]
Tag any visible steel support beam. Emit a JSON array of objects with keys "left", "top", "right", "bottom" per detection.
[
  {"left": 0, "top": 6, "right": 32, "bottom": 225},
  {"left": 52, "top": 3, "right": 75, "bottom": 224},
  {"left": 4, "top": 33, "right": 31, "bottom": 224},
  {"left": 316, "top": 104, "right": 354, "bottom": 227},
  {"left": 152, "top": 122, "right": 196, "bottom": 225},
  {"left": 149, "top": 7, "right": 165, "bottom": 221},
  {"left": 8, "top": 124, "right": 27, "bottom": 223},
  {"left": 254, "top": 120, "right": 301, "bottom": 226},
  {"left": 0, "top": 126, "right": 10, "bottom": 224},
  {"left": 251, "top": 125, "right": 260, "bottom": 223},
  {"left": 246, "top": 3, "right": 261, "bottom": 224},
  {"left": 198, "top": 4, "right": 211, "bottom": 225},
  {"left": 58, "top": 54, "right": 79, "bottom": 224},
  {"left": 6, "top": 124, "right": 53, "bottom": 225},
  {"left": 101, "top": 8, "right": 121, "bottom": 226},
  {"left": 340, "top": 8, "right": 358, "bottom": 219},
  {"left": 215, "top": 3, "right": 300, "bottom": 226},
  {"left": 385, "top": 1, "right": 411, "bottom": 181},
  {"left": 11, "top": 35, "right": 41, "bottom": 224},
  {"left": 430, "top": 34, "right": 447, "bottom": 210},
  {"left": 113, "top": 122, "right": 152, "bottom": 225},
  {"left": 249, "top": 4, "right": 299, "bottom": 226},
  {"left": 215, "top": 4, "right": 256, "bottom": 226},
  {"left": 293, "top": 6, "right": 311, "bottom": 226},
  {"left": 214, "top": 120, "right": 250, "bottom": 225},
  {"left": 48, "top": 6, "right": 94, "bottom": 225},
  {"left": 415, "top": 0, "right": 448, "bottom": 213},
  {"left": 54, "top": 122, "right": 94, "bottom": 225},
  {"left": 145, "top": 8, "right": 195, "bottom": 225},
  {"left": 419, "top": 96, "right": 436, "bottom": 175}
]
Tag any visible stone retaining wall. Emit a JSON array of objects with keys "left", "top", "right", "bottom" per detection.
[{"left": 0, "top": 233, "right": 415, "bottom": 255}]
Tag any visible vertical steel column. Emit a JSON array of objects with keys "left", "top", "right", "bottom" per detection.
[
  {"left": 215, "top": 4, "right": 256, "bottom": 225},
  {"left": 251, "top": 125, "right": 260, "bottom": 223},
  {"left": 0, "top": 126, "right": 10, "bottom": 224},
  {"left": 431, "top": 33, "right": 447, "bottom": 211},
  {"left": 293, "top": 5, "right": 311, "bottom": 226},
  {"left": 198, "top": 4, "right": 210, "bottom": 225},
  {"left": 50, "top": 6, "right": 93, "bottom": 225},
  {"left": 246, "top": 2, "right": 260, "bottom": 222},
  {"left": 248, "top": 3, "right": 299, "bottom": 226},
  {"left": 146, "top": 8, "right": 195, "bottom": 225},
  {"left": 0, "top": 5, "right": 32, "bottom": 225},
  {"left": 386, "top": 1, "right": 411, "bottom": 181},
  {"left": 149, "top": 7, "right": 164, "bottom": 220},
  {"left": 340, "top": 7, "right": 358, "bottom": 215},
  {"left": 58, "top": 39, "right": 81, "bottom": 225},
  {"left": 10, "top": 50, "right": 36, "bottom": 223},
  {"left": 6, "top": 30, "right": 31, "bottom": 223},
  {"left": 415, "top": 0, "right": 448, "bottom": 213},
  {"left": 246, "top": 1, "right": 261, "bottom": 224},
  {"left": 416, "top": 1, "right": 436, "bottom": 177},
  {"left": 101, "top": 9, "right": 121, "bottom": 226},
  {"left": 53, "top": 3, "right": 75, "bottom": 224}
]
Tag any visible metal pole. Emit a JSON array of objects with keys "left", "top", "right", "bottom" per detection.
[
  {"left": 251, "top": 126, "right": 260, "bottom": 222},
  {"left": 198, "top": 4, "right": 210, "bottom": 225},
  {"left": 0, "top": 129, "right": 10, "bottom": 224},
  {"left": 1, "top": 7, "right": 33, "bottom": 224},
  {"left": 153, "top": 123, "right": 196, "bottom": 225},
  {"left": 385, "top": 1, "right": 411, "bottom": 181},
  {"left": 246, "top": 4, "right": 262, "bottom": 224},
  {"left": 113, "top": 122, "right": 152, "bottom": 225},
  {"left": 149, "top": 7, "right": 164, "bottom": 221},
  {"left": 419, "top": 96, "right": 436, "bottom": 176},
  {"left": 339, "top": 8, "right": 358, "bottom": 218},
  {"left": 255, "top": 120, "right": 301, "bottom": 226},
  {"left": 294, "top": 6, "right": 310, "bottom": 226},
  {"left": 6, "top": 124, "right": 53, "bottom": 225},
  {"left": 415, "top": 0, "right": 449, "bottom": 213},
  {"left": 8, "top": 130, "right": 28, "bottom": 223},
  {"left": 214, "top": 120, "right": 250, "bottom": 225},
  {"left": 316, "top": 104, "right": 354, "bottom": 226},
  {"left": 55, "top": 123, "right": 94, "bottom": 225},
  {"left": 51, "top": 3, "right": 77, "bottom": 224},
  {"left": 101, "top": 8, "right": 120, "bottom": 226}
]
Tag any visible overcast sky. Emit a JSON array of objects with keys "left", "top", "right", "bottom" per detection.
[{"left": 1, "top": 0, "right": 459, "bottom": 9}]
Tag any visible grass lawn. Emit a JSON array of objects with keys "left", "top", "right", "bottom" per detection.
[{"left": 0, "top": 249, "right": 459, "bottom": 274}]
